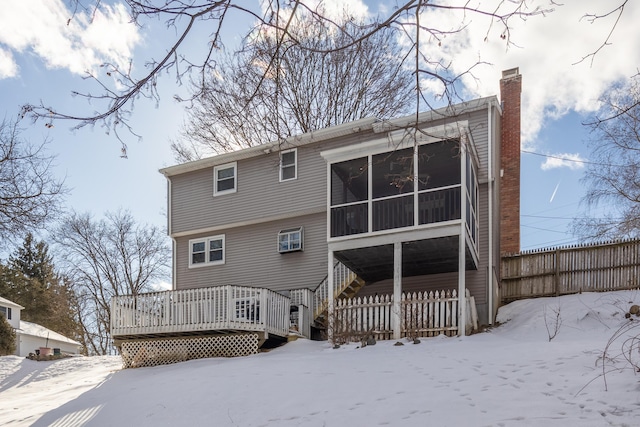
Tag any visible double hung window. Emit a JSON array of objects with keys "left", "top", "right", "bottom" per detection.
[
  {"left": 214, "top": 162, "right": 237, "bottom": 196},
  {"left": 189, "top": 235, "right": 225, "bottom": 267},
  {"left": 280, "top": 149, "right": 297, "bottom": 181}
]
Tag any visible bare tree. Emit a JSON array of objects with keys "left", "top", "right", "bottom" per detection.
[
  {"left": 573, "top": 75, "right": 640, "bottom": 241},
  {"left": 172, "top": 14, "right": 415, "bottom": 160},
  {"left": 52, "top": 210, "right": 170, "bottom": 355},
  {"left": 19, "top": 1, "right": 551, "bottom": 153},
  {"left": 0, "top": 120, "right": 65, "bottom": 247}
]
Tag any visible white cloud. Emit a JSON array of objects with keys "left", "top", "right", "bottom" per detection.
[
  {"left": 540, "top": 153, "right": 586, "bottom": 171},
  {"left": 0, "top": 0, "right": 140, "bottom": 78},
  {"left": 411, "top": 1, "right": 640, "bottom": 146},
  {"left": 0, "top": 48, "right": 17, "bottom": 78}
]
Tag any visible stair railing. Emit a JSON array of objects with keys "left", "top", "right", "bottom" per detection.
[{"left": 312, "top": 262, "right": 358, "bottom": 320}]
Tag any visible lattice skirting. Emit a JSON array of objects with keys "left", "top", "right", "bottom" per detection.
[{"left": 120, "top": 333, "right": 259, "bottom": 369}]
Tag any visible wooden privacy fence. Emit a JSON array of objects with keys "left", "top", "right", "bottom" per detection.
[
  {"left": 501, "top": 239, "right": 640, "bottom": 302},
  {"left": 333, "top": 290, "right": 464, "bottom": 343}
]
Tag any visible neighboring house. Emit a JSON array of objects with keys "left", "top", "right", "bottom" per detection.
[
  {"left": 0, "top": 295, "right": 22, "bottom": 331},
  {"left": 0, "top": 295, "right": 82, "bottom": 357},
  {"left": 111, "top": 69, "right": 522, "bottom": 368}
]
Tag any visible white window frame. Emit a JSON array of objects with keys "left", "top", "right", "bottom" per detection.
[
  {"left": 280, "top": 148, "right": 297, "bottom": 182},
  {"left": 233, "top": 297, "right": 260, "bottom": 322},
  {"left": 0, "top": 306, "right": 10, "bottom": 320},
  {"left": 189, "top": 235, "right": 225, "bottom": 268},
  {"left": 214, "top": 162, "right": 237, "bottom": 196},
  {"left": 278, "top": 227, "right": 303, "bottom": 253}
]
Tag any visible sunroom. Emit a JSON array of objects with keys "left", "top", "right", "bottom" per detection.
[{"left": 321, "top": 122, "right": 480, "bottom": 339}]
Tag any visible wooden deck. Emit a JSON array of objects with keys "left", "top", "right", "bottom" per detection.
[{"left": 110, "top": 285, "right": 290, "bottom": 342}]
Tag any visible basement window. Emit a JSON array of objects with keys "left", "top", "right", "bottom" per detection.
[{"left": 278, "top": 227, "right": 303, "bottom": 253}]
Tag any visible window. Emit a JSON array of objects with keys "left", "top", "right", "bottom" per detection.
[
  {"left": 189, "top": 235, "right": 225, "bottom": 267},
  {"left": 0, "top": 306, "right": 10, "bottom": 320},
  {"left": 280, "top": 148, "right": 297, "bottom": 181},
  {"left": 214, "top": 162, "right": 237, "bottom": 196},
  {"left": 278, "top": 227, "right": 303, "bottom": 253},
  {"left": 234, "top": 297, "right": 260, "bottom": 322}
]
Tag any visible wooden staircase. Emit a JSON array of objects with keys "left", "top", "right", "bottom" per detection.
[{"left": 312, "top": 262, "right": 366, "bottom": 329}]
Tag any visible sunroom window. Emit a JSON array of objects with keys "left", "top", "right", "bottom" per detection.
[
  {"left": 189, "top": 235, "right": 225, "bottom": 267},
  {"left": 330, "top": 157, "right": 368, "bottom": 237},
  {"left": 278, "top": 227, "right": 303, "bottom": 253}
]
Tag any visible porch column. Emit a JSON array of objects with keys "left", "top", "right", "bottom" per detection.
[
  {"left": 459, "top": 142, "right": 468, "bottom": 337},
  {"left": 393, "top": 242, "right": 402, "bottom": 340},
  {"left": 327, "top": 250, "right": 335, "bottom": 343}
]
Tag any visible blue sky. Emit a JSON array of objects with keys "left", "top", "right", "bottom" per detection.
[{"left": 0, "top": 0, "right": 638, "bottom": 253}]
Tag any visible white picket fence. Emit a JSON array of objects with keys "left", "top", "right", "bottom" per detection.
[{"left": 333, "top": 290, "right": 465, "bottom": 343}]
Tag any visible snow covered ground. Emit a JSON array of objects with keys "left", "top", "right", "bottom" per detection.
[{"left": 1, "top": 290, "right": 639, "bottom": 426}]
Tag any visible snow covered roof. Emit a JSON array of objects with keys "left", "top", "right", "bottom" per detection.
[
  {"left": 0, "top": 295, "right": 24, "bottom": 309},
  {"left": 19, "top": 321, "right": 81, "bottom": 346}
]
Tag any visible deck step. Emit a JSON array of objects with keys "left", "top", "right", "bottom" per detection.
[{"left": 312, "top": 275, "right": 366, "bottom": 328}]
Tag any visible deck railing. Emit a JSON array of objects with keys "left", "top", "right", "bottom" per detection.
[{"left": 110, "top": 285, "right": 290, "bottom": 338}]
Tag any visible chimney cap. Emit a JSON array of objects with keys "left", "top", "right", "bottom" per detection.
[{"left": 501, "top": 67, "right": 520, "bottom": 79}]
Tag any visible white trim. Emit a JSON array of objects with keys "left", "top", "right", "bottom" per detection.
[
  {"left": 213, "top": 162, "right": 237, "bottom": 196},
  {"left": 170, "top": 206, "right": 325, "bottom": 238},
  {"left": 278, "top": 227, "right": 303, "bottom": 253},
  {"left": 279, "top": 148, "right": 297, "bottom": 182},
  {"left": 393, "top": 242, "right": 402, "bottom": 340},
  {"left": 459, "top": 143, "right": 468, "bottom": 337},
  {"left": 188, "top": 235, "right": 225, "bottom": 268},
  {"left": 159, "top": 97, "right": 497, "bottom": 178},
  {"left": 321, "top": 121, "right": 469, "bottom": 164},
  {"left": 328, "top": 222, "right": 460, "bottom": 252},
  {"left": 166, "top": 176, "right": 172, "bottom": 236},
  {"left": 488, "top": 100, "right": 494, "bottom": 324},
  {"left": 171, "top": 237, "right": 177, "bottom": 290}
]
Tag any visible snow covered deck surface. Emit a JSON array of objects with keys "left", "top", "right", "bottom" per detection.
[{"left": 110, "top": 285, "right": 290, "bottom": 340}]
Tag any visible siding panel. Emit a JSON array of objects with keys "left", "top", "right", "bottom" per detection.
[
  {"left": 175, "top": 212, "right": 328, "bottom": 292},
  {"left": 170, "top": 132, "right": 375, "bottom": 235}
]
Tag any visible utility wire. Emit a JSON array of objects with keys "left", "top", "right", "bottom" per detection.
[{"left": 522, "top": 149, "right": 624, "bottom": 168}]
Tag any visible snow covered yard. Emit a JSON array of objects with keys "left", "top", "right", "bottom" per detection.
[{"left": 1, "top": 291, "right": 639, "bottom": 426}]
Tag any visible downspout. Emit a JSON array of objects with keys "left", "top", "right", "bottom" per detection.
[
  {"left": 487, "top": 101, "right": 494, "bottom": 324},
  {"left": 166, "top": 176, "right": 177, "bottom": 290}
]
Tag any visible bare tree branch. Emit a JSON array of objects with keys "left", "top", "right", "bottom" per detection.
[
  {"left": 573, "top": 0, "right": 628, "bottom": 67},
  {"left": 52, "top": 210, "right": 170, "bottom": 354},
  {"left": 0, "top": 119, "right": 66, "bottom": 247},
  {"left": 17, "top": 1, "right": 551, "bottom": 154}
]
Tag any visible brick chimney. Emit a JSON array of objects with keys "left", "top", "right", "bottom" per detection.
[{"left": 499, "top": 68, "right": 521, "bottom": 255}]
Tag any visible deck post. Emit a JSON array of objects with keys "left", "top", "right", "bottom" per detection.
[
  {"left": 393, "top": 241, "right": 402, "bottom": 340},
  {"left": 328, "top": 250, "right": 335, "bottom": 343}
]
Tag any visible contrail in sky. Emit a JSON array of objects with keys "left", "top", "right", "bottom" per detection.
[{"left": 549, "top": 182, "right": 560, "bottom": 203}]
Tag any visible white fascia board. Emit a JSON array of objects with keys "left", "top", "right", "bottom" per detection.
[
  {"left": 159, "top": 117, "right": 379, "bottom": 177},
  {"left": 170, "top": 206, "right": 326, "bottom": 238},
  {"left": 321, "top": 121, "right": 469, "bottom": 164},
  {"left": 372, "top": 96, "right": 497, "bottom": 133},
  {"left": 0, "top": 296, "right": 24, "bottom": 310},
  {"left": 327, "top": 223, "right": 461, "bottom": 252}
]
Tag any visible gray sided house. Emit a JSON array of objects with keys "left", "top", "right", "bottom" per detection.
[{"left": 110, "top": 69, "right": 522, "bottom": 367}]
